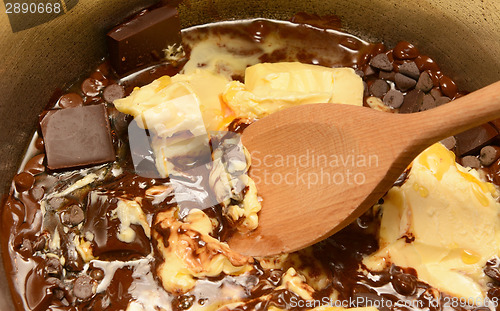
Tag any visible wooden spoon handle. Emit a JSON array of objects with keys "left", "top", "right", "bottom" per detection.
[{"left": 400, "top": 80, "right": 500, "bottom": 147}]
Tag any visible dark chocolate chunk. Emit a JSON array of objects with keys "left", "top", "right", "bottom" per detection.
[
  {"left": 58, "top": 93, "right": 83, "bottom": 109},
  {"left": 420, "top": 94, "right": 436, "bottom": 111},
  {"left": 369, "top": 53, "right": 392, "bottom": 71},
  {"left": 398, "top": 62, "right": 420, "bottom": 79},
  {"left": 435, "top": 96, "right": 451, "bottom": 106},
  {"left": 40, "top": 104, "right": 115, "bottom": 170},
  {"left": 399, "top": 89, "right": 424, "bottom": 113},
  {"left": 395, "top": 73, "right": 417, "bottom": 91},
  {"left": 383, "top": 89, "right": 404, "bottom": 108},
  {"left": 455, "top": 123, "right": 499, "bottom": 156},
  {"left": 61, "top": 205, "right": 85, "bottom": 227},
  {"left": 369, "top": 79, "right": 390, "bottom": 97},
  {"left": 416, "top": 71, "right": 433, "bottom": 92},
  {"left": 393, "top": 41, "right": 419, "bottom": 60},
  {"left": 107, "top": 6, "right": 182, "bottom": 75},
  {"left": 354, "top": 69, "right": 364, "bottom": 78},
  {"left": 461, "top": 156, "right": 481, "bottom": 169},
  {"left": 13, "top": 172, "right": 35, "bottom": 193},
  {"left": 378, "top": 70, "right": 396, "bottom": 81},
  {"left": 103, "top": 84, "right": 126, "bottom": 103},
  {"left": 480, "top": 145, "right": 500, "bottom": 166},
  {"left": 440, "top": 136, "right": 456, "bottom": 150},
  {"left": 73, "top": 275, "right": 94, "bottom": 301}
]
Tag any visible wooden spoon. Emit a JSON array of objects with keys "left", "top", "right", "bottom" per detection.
[{"left": 228, "top": 81, "right": 500, "bottom": 257}]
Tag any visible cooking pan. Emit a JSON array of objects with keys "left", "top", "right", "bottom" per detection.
[{"left": 0, "top": 0, "right": 499, "bottom": 309}]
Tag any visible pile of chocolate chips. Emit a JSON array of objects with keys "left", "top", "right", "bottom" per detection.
[{"left": 356, "top": 41, "right": 500, "bottom": 173}]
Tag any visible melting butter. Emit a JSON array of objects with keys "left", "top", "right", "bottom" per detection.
[{"left": 364, "top": 143, "right": 500, "bottom": 299}]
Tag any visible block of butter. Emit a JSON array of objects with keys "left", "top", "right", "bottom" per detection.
[
  {"left": 222, "top": 62, "right": 364, "bottom": 119},
  {"left": 364, "top": 143, "right": 500, "bottom": 299}
]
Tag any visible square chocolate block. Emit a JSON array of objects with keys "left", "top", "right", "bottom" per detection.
[
  {"left": 40, "top": 104, "right": 115, "bottom": 170},
  {"left": 107, "top": 5, "right": 182, "bottom": 75}
]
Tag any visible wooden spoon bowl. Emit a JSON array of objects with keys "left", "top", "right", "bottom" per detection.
[{"left": 228, "top": 81, "right": 500, "bottom": 257}]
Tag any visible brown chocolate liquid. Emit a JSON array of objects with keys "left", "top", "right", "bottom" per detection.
[{"left": 0, "top": 18, "right": 492, "bottom": 311}]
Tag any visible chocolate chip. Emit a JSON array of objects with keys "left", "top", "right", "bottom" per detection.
[
  {"left": 455, "top": 124, "right": 499, "bottom": 156},
  {"left": 383, "top": 90, "right": 404, "bottom": 108},
  {"left": 391, "top": 273, "right": 417, "bottom": 295},
  {"left": 416, "top": 71, "right": 433, "bottom": 92},
  {"left": 13, "top": 172, "right": 35, "bottom": 192},
  {"left": 363, "top": 81, "right": 369, "bottom": 97},
  {"left": 440, "top": 136, "right": 456, "bottom": 150},
  {"left": 73, "top": 275, "right": 94, "bottom": 301},
  {"left": 90, "top": 268, "right": 105, "bottom": 281},
  {"left": 485, "top": 265, "right": 500, "bottom": 283},
  {"left": 398, "top": 62, "right": 420, "bottom": 79},
  {"left": 430, "top": 88, "right": 442, "bottom": 100},
  {"left": 103, "top": 84, "right": 125, "bottom": 103},
  {"left": 480, "top": 146, "right": 500, "bottom": 166},
  {"left": 90, "top": 71, "right": 109, "bottom": 87},
  {"left": 399, "top": 89, "right": 424, "bottom": 114},
  {"left": 435, "top": 96, "right": 451, "bottom": 106},
  {"left": 19, "top": 238, "right": 33, "bottom": 254},
  {"left": 393, "top": 41, "right": 419, "bottom": 60},
  {"left": 395, "top": 73, "right": 417, "bottom": 92},
  {"left": 420, "top": 94, "right": 436, "bottom": 111},
  {"left": 24, "top": 154, "right": 45, "bottom": 175},
  {"left": 488, "top": 287, "right": 500, "bottom": 298},
  {"left": 439, "top": 75, "right": 458, "bottom": 98},
  {"left": 364, "top": 65, "right": 376, "bottom": 76},
  {"left": 35, "top": 137, "right": 44, "bottom": 151},
  {"left": 174, "top": 295, "right": 195, "bottom": 310},
  {"left": 45, "top": 257, "right": 63, "bottom": 277},
  {"left": 58, "top": 93, "right": 83, "bottom": 109},
  {"left": 378, "top": 70, "right": 396, "bottom": 81},
  {"left": 81, "top": 78, "right": 103, "bottom": 97},
  {"left": 461, "top": 156, "right": 481, "bottom": 169},
  {"left": 48, "top": 197, "right": 66, "bottom": 210},
  {"left": 370, "top": 53, "right": 392, "bottom": 71},
  {"left": 32, "top": 235, "right": 47, "bottom": 252},
  {"left": 354, "top": 69, "right": 364, "bottom": 78},
  {"left": 30, "top": 186, "right": 45, "bottom": 201},
  {"left": 61, "top": 205, "right": 85, "bottom": 226},
  {"left": 415, "top": 55, "right": 440, "bottom": 72},
  {"left": 369, "top": 79, "right": 390, "bottom": 97}
]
